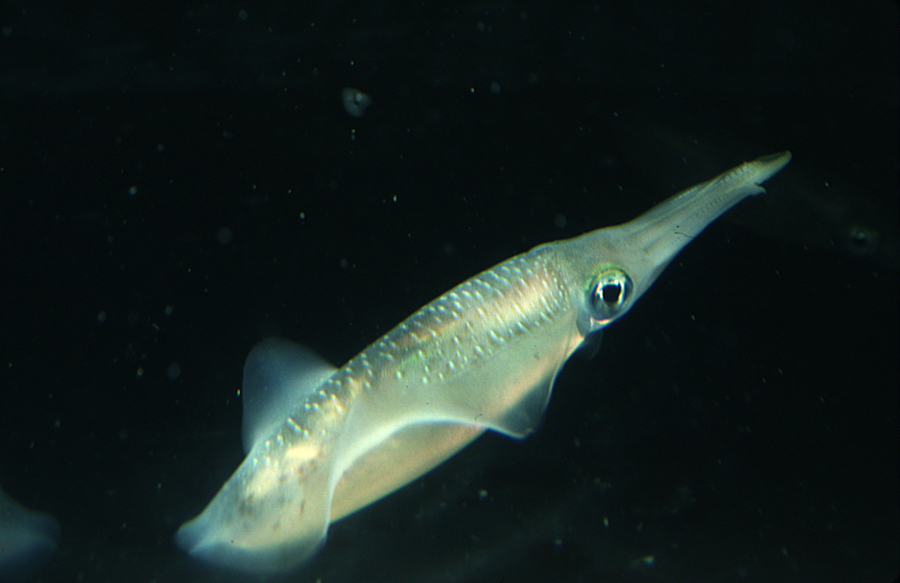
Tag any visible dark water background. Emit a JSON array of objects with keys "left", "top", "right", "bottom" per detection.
[{"left": 1, "top": 1, "right": 897, "bottom": 581}]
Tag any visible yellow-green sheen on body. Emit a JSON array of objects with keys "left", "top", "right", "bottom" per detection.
[{"left": 175, "top": 151, "right": 791, "bottom": 574}]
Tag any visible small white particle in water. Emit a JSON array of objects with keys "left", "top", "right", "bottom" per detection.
[{"left": 342, "top": 88, "right": 371, "bottom": 118}]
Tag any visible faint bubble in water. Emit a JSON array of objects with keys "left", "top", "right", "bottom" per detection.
[
  {"left": 217, "top": 227, "right": 234, "bottom": 245},
  {"left": 167, "top": 363, "right": 182, "bottom": 381}
]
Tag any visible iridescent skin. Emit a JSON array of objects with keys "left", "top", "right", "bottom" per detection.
[{"left": 176, "top": 152, "right": 791, "bottom": 573}]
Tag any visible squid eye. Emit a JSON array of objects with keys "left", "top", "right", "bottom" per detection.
[{"left": 587, "top": 268, "right": 633, "bottom": 325}]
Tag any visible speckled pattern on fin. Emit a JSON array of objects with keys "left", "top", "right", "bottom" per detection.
[{"left": 241, "top": 338, "right": 337, "bottom": 453}]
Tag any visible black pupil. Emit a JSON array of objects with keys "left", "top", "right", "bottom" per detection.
[{"left": 600, "top": 283, "right": 621, "bottom": 304}]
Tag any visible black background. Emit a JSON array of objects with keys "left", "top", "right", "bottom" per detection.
[{"left": 1, "top": 1, "right": 897, "bottom": 582}]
